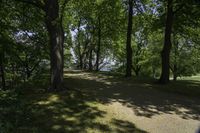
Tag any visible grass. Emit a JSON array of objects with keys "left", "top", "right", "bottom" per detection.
[
  {"left": 153, "top": 80, "right": 200, "bottom": 97},
  {"left": 97, "top": 71, "right": 200, "bottom": 97},
  {"left": 0, "top": 71, "right": 200, "bottom": 133},
  {"left": 154, "top": 74, "right": 200, "bottom": 97},
  {"left": 179, "top": 74, "right": 200, "bottom": 81}
]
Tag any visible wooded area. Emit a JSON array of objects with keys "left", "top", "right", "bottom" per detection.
[{"left": 0, "top": 0, "right": 200, "bottom": 132}]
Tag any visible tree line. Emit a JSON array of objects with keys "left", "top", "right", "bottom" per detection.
[{"left": 0, "top": 0, "right": 200, "bottom": 91}]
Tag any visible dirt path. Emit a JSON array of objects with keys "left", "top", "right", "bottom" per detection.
[
  {"left": 105, "top": 102, "right": 200, "bottom": 133},
  {"left": 65, "top": 71, "right": 200, "bottom": 133}
]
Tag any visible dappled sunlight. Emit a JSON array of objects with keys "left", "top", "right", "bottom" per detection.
[
  {"left": 110, "top": 119, "right": 147, "bottom": 133},
  {"left": 1, "top": 71, "right": 200, "bottom": 133},
  {"left": 64, "top": 72, "right": 200, "bottom": 118},
  {"left": 63, "top": 71, "right": 200, "bottom": 133},
  {"left": 2, "top": 0, "right": 200, "bottom": 131},
  {"left": 37, "top": 94, "right": 61, "bottom": 105},
  {"left": 1, "top": 88, "right": 147, "bottom": 133},
  {"left": 64, "top": 71, "right": 118, "bottom": 86},
  {"left": 52, "top": 125, "right": 62, "bottom": 130},
  {"left": 104, "top": 101, "right": 200, "bottom": 133},
  {"left": 64, "top": 72, "right": 89, "bottom": 77},
  {"left": 64, "top": 71, "right": 200, "bottom": 120}
]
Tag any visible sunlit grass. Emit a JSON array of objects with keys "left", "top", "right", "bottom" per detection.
[
  {"left": 0, "top": 87, "right": 146, "bottom": 132},
  {"left": 179, "top": 74, "right": 200, "bottom": 81},
  {"left": 1, "top": 71, "right": 200, "bottom": 133}
]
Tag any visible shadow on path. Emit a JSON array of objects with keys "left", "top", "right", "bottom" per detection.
[
  {"left": 1, "top": 71, "right": 199, "bottom": 133},
  {"left": 65, "top": 71, "right": 200, "bottom": 120}
]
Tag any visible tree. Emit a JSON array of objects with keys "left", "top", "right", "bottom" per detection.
[
  {"left": 125, "top": 0, "right": 133, "bottom": 77},
  {"left": 0, "top": 50, "right": 5, "bottom": 90},
  {"left": 159, "top": 0, "right": 174, "bottom": 84},
  {"left": 15, "top": 0, "right": 68, "bottom": 91},
  {"left": 95, "top": 15, "right": 102, "bottom": 71},
  {"left": 1, "top": 0, "right": 199, "bottom": 90},
  {"left": 159, "top": 0, "right": 200, "bottom": 83},
  {"left": 68, "top": 0, "right": 123, "bottom": 71},
  {"left": 44, "top": 0, "right": 65, "bottom": 90}
]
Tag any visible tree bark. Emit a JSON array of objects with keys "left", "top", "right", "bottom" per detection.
[
  {"left": 133, "top": 66, "right": 141, "bottom": 77},
  {"left": 82, "top": 36, "right": 89, "bottom": 69},
  {"left": 173, "top": 33, "right": 178, "bottom": 81},
  {"left": 89, "top": 27, "right": 95, "bottom": 71},
  {"left": 96, "top": 16, "right": 101, "bottom": 71},
  {"left": 133, "top": 48, "right": 141, "bottom": 77},
  {"left": 25, "top": 66, "right": 31, "bottom": 79},
  {"left": 77, "top": 19, "right": 83, "bottom": 69},
  {"left": 173, "top": 65, "right": 177, "bottom": 81},
  {"left": 45, "top": 0, "right": 64, "bottom": 91},
  {"left": 0, "top": 53, "right": 5, "bottom": 90},
  {"left": 125, "top": 0, "right": 133, "bottom": 77},
  {"left": 89, "top": 49, "right": 93, "bottom": 71},
  {"left": 159, "top": 0, "right": 174, "bottom": 84}
]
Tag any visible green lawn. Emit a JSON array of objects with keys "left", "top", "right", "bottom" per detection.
[
  {"left": 179, "top": 74, "right": 200, "bottom": 81},
  {"left": 0, "top": 71, "right": 200, "bottom": 133}
]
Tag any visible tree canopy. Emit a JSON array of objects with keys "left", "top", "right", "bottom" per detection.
[{"left": 0, "top": 0, "right": 200, "bottom": 90}]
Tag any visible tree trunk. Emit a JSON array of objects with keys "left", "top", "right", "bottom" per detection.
[
  {"left": 83, "top": 49, "right": 89, "bottom": 69},
  {"left": 89, "top": 49, "right": 93, "bottom": 71},
  {"left": 173, "top": 64, "right": 177, "bottom": 81},
  {"left": 125, "top": 0, "right": 133, "bottom": 77},
  {"left": 134, "top": 66, "right": 141, "bottom": 77},
  {"left": 173, "top": 33, "right": 178, "bottom": 81},
  {"left": 77, "top": 19, "right": 83, "bottom": 69},
  {"left": 96, "top": 16, "right": 101, "bottom": 71},
  {"left": 25, "top": 62, "right": 31, "bottom": 79},
  {"left": 152, "top": 66, "right": 156, "bottom": 79},
  {"left": 45, "top": 0, "right": 64, "bottom": 91},
  {"left": 133, "top": 50, "right": 141, "bottom": 77},
  {"left": 26, "top": 68, "right": 31, "bottom": 79},
  {"left": 135, "top": 70, "right": 139, "bottom": 77},
  {"left": 89, "top": 27, "right": 95, "bottom": 71},
  {"left": 0, "top": 53, "right": 5, "bottom": 90},
  {"left": 159, "top": 0, "right": 174, "bottom": 84},
  {"left": 83, "top": 37, "right": 89, "bottom": 69}
]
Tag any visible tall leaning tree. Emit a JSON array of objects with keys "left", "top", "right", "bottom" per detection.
[
  {"left": 125, "top": 0, "right": 133, "bottom": 77},
  {"left": 16, "top": 0, "right": 67, "bottom": 91},
  {"left": 159, "top": 0, "right": 174, "bottom": 84}
]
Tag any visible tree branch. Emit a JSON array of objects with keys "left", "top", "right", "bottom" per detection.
[
  {"left": 60, "top": 0, "right": 69, "bottom": 22},
  {"left": 173, "top": 3, "right": 185, "bottom": 14},
  {"left": 133, "top": 0, "right": 146, "bottom": 14},
  {"left": 15, "top": 0, "right": 44, "bottom": 10}
]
